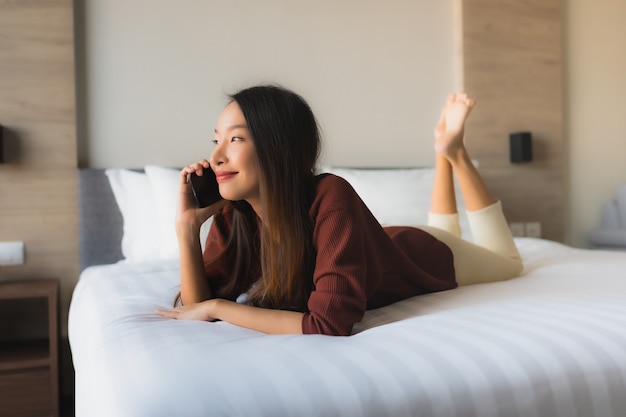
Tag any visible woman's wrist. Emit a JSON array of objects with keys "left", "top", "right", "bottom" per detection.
[
  {"left": 204, "top": 298, "right": 220, "bottom": 321},
  {"left": 176, "top": 221, "right": 202, "bottom": 241}
]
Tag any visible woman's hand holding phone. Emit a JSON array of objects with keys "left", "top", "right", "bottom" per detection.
[
  {"left": 189, "top": 168, "right": 222, "bottom": 208},
  {"left": 177, "top": 160, "right": 226, "bottom": 233},
  {"left": 176, "top": 161, "right": 226, "bottom": 305}
]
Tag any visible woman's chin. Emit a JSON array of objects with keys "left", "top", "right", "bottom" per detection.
[{"left": 218, "top": 190, "right": 236, "bottom": 201}]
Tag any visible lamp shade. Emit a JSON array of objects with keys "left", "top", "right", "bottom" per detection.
[{"left": 509, "top": 132, "right": 532, "bottom": 163}]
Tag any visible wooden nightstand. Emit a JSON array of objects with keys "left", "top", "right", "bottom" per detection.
[{"left": 0, "top": 279, "right": 60, "bottom": 417}]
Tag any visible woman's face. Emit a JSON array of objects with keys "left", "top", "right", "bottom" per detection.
[{"left": 211, "top": 101, "right": 262, "bottom": 214}]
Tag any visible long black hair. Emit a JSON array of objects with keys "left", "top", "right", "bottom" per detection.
[{"left": 210, "top": 85, "right": 321, "bottom": 311}]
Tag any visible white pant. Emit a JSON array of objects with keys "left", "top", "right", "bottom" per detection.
[{"left": 420, "top": 201, "right": 523, "bottom": 286}]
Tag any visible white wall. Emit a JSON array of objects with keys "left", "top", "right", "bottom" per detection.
[
  {"left": 80, "top": 0, "right": 457, "bottom": 169},
  {"left": 564, "top": 0, "right": 626, "bottom": 247}
]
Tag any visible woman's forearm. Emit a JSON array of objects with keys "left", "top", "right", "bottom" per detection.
[
  {"left": 158, "top": 298, "right": 304, "bottom": 335},
  {"left": 177, "top": 224, "right": 212, "bottom": 304},
  {"left": 209, "top": 299, "right": 304, "bottom": 335}
]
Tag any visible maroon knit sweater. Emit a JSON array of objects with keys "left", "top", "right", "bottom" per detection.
[{"left": 203, "top": 174, "right": 456, "bottom": 336}]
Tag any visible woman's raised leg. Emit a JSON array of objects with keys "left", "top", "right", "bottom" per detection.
[
  {"left": 427, "top": 107, "right": 462, "bottom": 237},
  {"left": 434, "top": 93, "right": 496, "bottom": 212},
  {"left": 424, "top": 93, "right": 523, "bottom": 285}
]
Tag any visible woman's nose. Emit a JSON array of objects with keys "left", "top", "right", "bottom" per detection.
[{"left": 210, "top": 143, "right": 226, "bottom": 167}]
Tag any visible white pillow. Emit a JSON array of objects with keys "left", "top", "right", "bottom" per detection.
[
  {"left": 107, "top": 165, "right": 472, "bottom": 262},
  {"left": 320, "top": 166, "right": 472, "bottom": 240},
  {"left": 105, "top": 169, "right": 161, "bottom": 262},
  {"left": 106, "top": 166, "right": 213, "bottom": 263},
  {"left": 144, "top": 166, "right": 180, "bottom": 260},
  {"left": 144, "top": 165, "right": 213, "bottom": 259}
]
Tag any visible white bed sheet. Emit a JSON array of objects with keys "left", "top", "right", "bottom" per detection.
[{"left": 69, "top": 238, "right": 626, "bottom": 417}]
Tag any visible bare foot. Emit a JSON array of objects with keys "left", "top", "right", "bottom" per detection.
[{"left": 434, "top": 93, "right": 475, "bottom": 161}]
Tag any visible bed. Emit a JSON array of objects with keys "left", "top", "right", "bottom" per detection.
[{"left": 69, "top": 166, "right": 626, "bottom": 417}]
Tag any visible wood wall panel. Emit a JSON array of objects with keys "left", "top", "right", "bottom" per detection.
[
  {"left": 459, "top": 0, "right": 565, "bottom": 241},
  {"left": 0, "top": 0, "right": 78, "bottom": 341}
]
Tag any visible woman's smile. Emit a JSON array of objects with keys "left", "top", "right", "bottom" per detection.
[{"left": 215, "top": 171, "right": 238, "bottom": 182}]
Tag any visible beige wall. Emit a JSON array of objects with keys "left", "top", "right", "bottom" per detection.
[
  {"left": 564, "top": 0, "right": 626, "bottom": 247},
  {"left": 77, "top": 0, "right": 457, "bottom": 169}
]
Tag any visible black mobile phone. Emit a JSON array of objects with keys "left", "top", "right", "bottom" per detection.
[{"left": 189, "top": 169, "right": 222, "bottom": 208}]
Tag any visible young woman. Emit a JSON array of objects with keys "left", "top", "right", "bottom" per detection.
[{"left": 156, "top": 85, "right": 523, "bottom": 336}]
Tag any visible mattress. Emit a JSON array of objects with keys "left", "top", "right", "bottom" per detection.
[{"left": 68, "top": 237, "right": 626, "bottom": 417}]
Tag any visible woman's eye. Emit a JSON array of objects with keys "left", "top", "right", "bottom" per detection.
[
  {"left": 232, "top": 136, "right": 243, "bottom": 142},
  {"left": 211, "top": 139, "right": 219, "bottom": 145}
]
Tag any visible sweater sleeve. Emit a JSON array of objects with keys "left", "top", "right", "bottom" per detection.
[{"left": 301, "top": 178, "right": 381, "bottom": 336}]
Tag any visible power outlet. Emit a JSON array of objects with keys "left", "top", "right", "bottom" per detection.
[
  {"left": 525, "top": 222, "right": 542, "bottom": 238},
  {"left": 0, "top": 241, "right": 25, "bottom": 265}
]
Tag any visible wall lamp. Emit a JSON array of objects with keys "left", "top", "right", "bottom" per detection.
[{"left": 509, "top": 132, "right": 533, "bottom": 163}]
